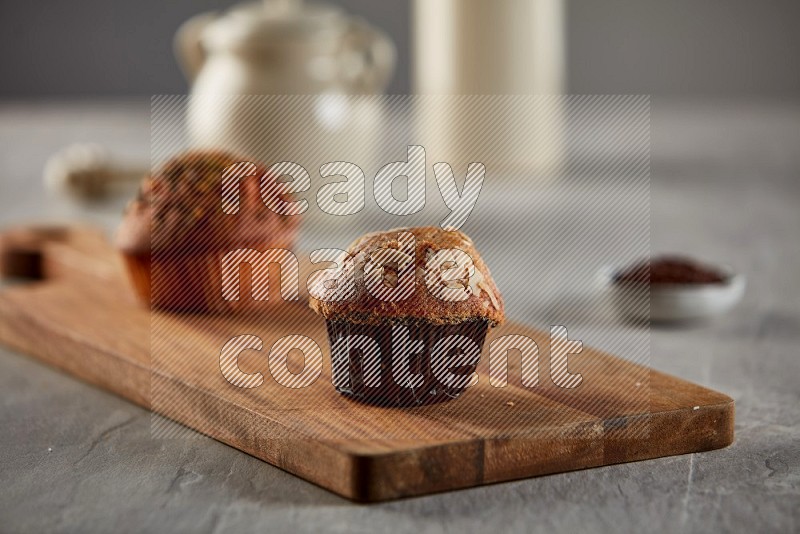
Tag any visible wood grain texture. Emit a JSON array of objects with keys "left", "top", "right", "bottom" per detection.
[{"left": 0, "top": 226, "right": 734, "bottom": 502}]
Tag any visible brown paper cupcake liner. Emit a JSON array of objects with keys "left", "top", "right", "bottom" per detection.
[
  {"left": 121, "top": 253, "right": 152, "bottom": 306},
  {"left": 326, "top": 319, "right": 488, "bottom": 407},
  {"left": 123, "top": 244, "right": 293, "bottom": 313}
]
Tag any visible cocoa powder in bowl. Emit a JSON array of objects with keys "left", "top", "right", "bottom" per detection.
[{"left": 614, "top": 256, "right": 727, "bottom": 286}]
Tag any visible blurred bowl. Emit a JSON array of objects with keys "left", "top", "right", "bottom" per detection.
[{"left": 601, "top": 264, "right": 746, "bottom": 323}]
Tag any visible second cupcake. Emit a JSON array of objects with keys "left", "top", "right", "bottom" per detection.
[{"left": 115, "top": 150, "right": 299, "bottom": 312}]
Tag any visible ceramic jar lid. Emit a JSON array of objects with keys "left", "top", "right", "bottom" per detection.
[{"left": 202, "top": 1, "right": 349, "bottom": 52}]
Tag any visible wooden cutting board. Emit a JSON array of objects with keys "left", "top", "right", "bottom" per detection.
[{"left": 0, "top": 226, "right": 734, "bottom": 502}]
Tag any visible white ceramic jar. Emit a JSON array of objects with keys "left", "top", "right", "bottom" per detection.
[{"left": 174, "top": 0, "right": 395, "bottom": 164}]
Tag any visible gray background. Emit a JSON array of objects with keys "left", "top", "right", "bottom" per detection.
[{"left": 1, "top": 0, "right": 799, "bottom": 97}]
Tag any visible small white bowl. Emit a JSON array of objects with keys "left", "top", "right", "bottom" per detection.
[{"left": 602, "top": 264, "right": 746, "bottom": 323}]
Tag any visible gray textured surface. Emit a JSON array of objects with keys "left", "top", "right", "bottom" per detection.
[{"left": 0, "top": 99, "right": 799, "bottom": 533}]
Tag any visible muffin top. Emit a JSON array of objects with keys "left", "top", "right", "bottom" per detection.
[
  {"left": 309, "top": 226, "right": 505, "bottom": 326},
  {"left": 115, "top": 150, "right": 298, "bottom": 254}
]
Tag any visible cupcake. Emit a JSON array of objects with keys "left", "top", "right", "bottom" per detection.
[
  {"left": 310, "top": 226, "right": 504, "bottom": 406},
  {"left": 115, "top": 150, "right": 299, "bottom": 312}
]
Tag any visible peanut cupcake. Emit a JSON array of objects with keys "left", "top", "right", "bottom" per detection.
[
  {"left": 115, "top": 150, "right": 298, "bottom": 312},
  {"left": 310, "top": 226, "right": 504, "bottom": 406}
]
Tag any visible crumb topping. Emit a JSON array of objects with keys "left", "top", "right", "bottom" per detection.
[{"left": 310, "top": 226, "right": 505, "bottom": 326}]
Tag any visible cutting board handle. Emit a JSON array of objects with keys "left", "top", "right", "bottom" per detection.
[
  {"left": 0, "top": 225, "right": 75, "bottom": 279},
  {"left": 0, "top": 224, "right": 118, "bottom": 282}
]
